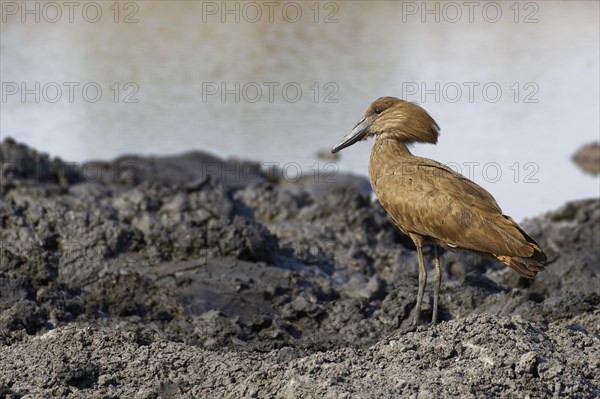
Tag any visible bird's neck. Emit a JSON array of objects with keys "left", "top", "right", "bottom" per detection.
[
  {"left": 368, "top": 137, "right": 414, "bottom": 188},
  {"left": 373, "top": 136, "right": 414, "bottom": 157}
]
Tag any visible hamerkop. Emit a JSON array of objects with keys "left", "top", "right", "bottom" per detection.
[{"left": 332, "top": 97, "right": 546, "bottom": 326}]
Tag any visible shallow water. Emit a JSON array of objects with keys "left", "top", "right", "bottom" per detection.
[{"left": 2, "top": 1, "right": 599, "bottom": 220}]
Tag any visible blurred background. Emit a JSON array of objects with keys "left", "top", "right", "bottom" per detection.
[{"left": 1, "top": 0, "right": 599, "bottom": 220}]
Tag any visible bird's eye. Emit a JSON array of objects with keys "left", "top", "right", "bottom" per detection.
[{"left": 374, "top": 108, "right": 382, "bottom": 114}]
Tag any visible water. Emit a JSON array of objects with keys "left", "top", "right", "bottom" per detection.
[{"left": 2, "top": 1, "right": 599, "bottom": 220}]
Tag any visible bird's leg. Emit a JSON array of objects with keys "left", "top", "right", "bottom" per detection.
[
  {"left": 432, "top": 245, "right": 441, "bottom": 324},
  {"left": 410, "top": 234, "right": 427, "bottom": 327}
]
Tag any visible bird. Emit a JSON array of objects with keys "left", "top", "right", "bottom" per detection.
[{"left": 331, "top": 97, "right": 546, "bottom": 327}]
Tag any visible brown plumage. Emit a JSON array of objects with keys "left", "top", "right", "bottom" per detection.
[{"left": 332, "top": 96, "right": 546, "bottom": 326}]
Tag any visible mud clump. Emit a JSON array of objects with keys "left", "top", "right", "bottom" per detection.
[
  {"left": 1, "top": 138, "right": 598, "bottom": 397},
  {"left": 573, "top": 142, "right": 600, "bottom": 175}
]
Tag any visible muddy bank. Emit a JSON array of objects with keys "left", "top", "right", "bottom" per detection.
[
  {"left": 1, "top": 313, "right": 597, "bottom": 398},
  {"left": 1, "top": 138, "right": 598, "bottom": 397}
]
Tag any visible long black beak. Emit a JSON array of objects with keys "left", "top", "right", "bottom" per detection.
[{"left": 331, "top": 117, "right": 372, "bottom": 154}]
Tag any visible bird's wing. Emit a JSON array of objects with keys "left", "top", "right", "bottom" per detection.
[
  {"left": 413, "top": 157, "right": 502, "bottom": 214},
  {"left": 374, "top": 158, "right": 533, "bottom": 257}
]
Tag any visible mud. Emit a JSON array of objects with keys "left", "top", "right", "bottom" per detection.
[
  {"left": 573, "top": 142, "right": 600, "bottom": 175},
  {"left": 1, "top": 138, "right": 598, "bottom": 398}
]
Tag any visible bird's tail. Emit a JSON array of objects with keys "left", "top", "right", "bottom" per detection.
[
  {"left": 496, "top": 217, "right": 547, "bottom": 278},
  {"left": 496, "top": 253, "right": 545, "bottom": 278}
]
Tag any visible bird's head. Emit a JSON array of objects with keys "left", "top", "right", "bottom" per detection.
[{"left": 332, "top": 96, "right": 440, "bottom": 153}]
